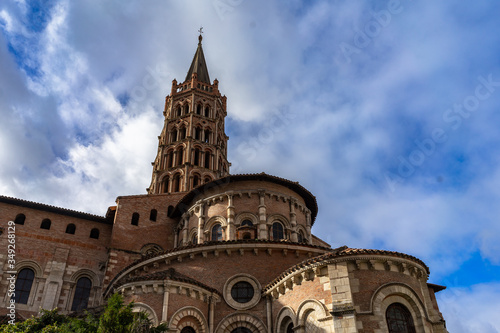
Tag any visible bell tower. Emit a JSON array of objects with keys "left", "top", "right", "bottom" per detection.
[{"left": 148, "top": 33, "right": 230, "bottom": 194}]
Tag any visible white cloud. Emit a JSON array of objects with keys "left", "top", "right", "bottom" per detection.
[{"left": 439, "top": 283, "right": 500, "bottom": 333}]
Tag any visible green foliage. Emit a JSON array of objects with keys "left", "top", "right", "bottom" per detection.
[{"left": 0, "top": 294, "right": 167, "bottom": 333}]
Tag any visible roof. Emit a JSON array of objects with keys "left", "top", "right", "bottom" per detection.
[
  {"left": 116, "top": 268, "right": 222, "bottom": 296},
  {"left": 263, "top": 246, "right": 431, "bottom": 292},
  {"left": 185, "top": 35, "right": 211, "bottom": 84},
  {"left": 428, "top": 283, "right": 447, "bottom": 293},
  {"left": 172, "top": 173, "right": 318, "bottom": 224},
  {"left": 0, "top": 195, "right": 111, "bottom": 224}
]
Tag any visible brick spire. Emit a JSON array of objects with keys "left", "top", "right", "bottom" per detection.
[{"left": 147, "top": 35, "right": 230, "bottom": 194}]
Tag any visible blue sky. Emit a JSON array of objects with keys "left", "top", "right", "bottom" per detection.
[{"left": 1, "top": 1, "right": 500, "bottom": 331}]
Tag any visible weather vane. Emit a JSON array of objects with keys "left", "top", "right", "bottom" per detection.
[{"left": 198, "top": 26, "right": 204, "bottom": 35}]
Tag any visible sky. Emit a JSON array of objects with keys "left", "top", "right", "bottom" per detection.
[{"left": 1, "top": 0, "right": 499, "bottom": 331}]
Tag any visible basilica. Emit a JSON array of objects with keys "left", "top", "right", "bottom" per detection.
[{"left": 0, "top": 35, "right": 448, "bottom": 333}]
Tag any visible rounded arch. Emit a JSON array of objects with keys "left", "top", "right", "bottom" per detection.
[
  {"left": 296, "top": 299, "right": 330, "bottom": 328},
  {"left": 275, "top": 306, "right": 296, "bottom": 333},
  {"left": 15, "top": 260, "right": 43, "bottom": 277},
  {"left": 69, "top": 268, "right": 100, "bottom": 287},
  {"left": 267, "top": 214, "right": 291, "bottom": 228},
  {"left": 140, "top": 243, "right": 164, "bottom": 256},
  {"left": 235, "top": 212, "right": 258, "bottom": 226},
  {"left": 216, "top": 313, "right": 267, "bottom": 333},
  {"left": 205, "top": 216, "right": 227, "bottom": 231},
  {"left": 188, "top": 228, "right": 198, "bottom": 245},
  {"left": 132, "top": 302, "right": 159, "bottom": 326},
  {"left": 371, "top": 283, "right": 428, "bottom": 333},
  {"left": 169, "top": 306, "right": 208, "bottom": 333},
  {"left": 295, "top": 225, "right": 308, "bottom": 243}
]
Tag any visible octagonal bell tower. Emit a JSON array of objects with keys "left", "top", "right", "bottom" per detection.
[{"left": 148, "top": 34, "right": 230, "bottom": 194}]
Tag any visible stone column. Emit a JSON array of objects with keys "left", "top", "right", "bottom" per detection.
[
  {"left": 162, "top": 281, "right": 171, "bottom": 323},
  {"left": 289, "top": 198, "right": 298, "bottom": 242},
  {"left": 181, "top": 218, "right": 188, "bottom": 246},
  {"left": 209, "top": 295, "right": 215, "bottom": 333},
  {"left": 197, "top": 201, "right": 206, "bottom": 243},
  {"left": 258, "top": 190, "right": 268, "bottom": 239},
  {"left": 266, "top": 295, "right": 273, "bottom": 333},
  {"left": 329, "top": 263, "right": 357, "bottom": 333},
  {"left": 305, "top": 210, "right": 312, "bottom": 244},
  {"left": 226, "top": 191, "right": 235, "bottom": 240}
]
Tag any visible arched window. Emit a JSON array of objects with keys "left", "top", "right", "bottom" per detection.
[
  {"left": 14, "top": 214, "right": 26, "bottom": 225},
  {"left": 150, "top": 209, "right": 157, "bottom": 221},
  {"left": 204, "top": 176, "right": 212, "bottom": 184},
  {"left": 211, "top": 224, "right": 223, "bottom": 241},
  {"left": 14, "top": 268, "right": 34, "bottom": 304},
  {"left": 204, "top": 151, "right": 211, "bottom": 169},
  {"left": 173, "top": 174, "right": 181, "bottom": 192},
  {"left": 90, "top": 228, "right": 100, "bottom": 239},
  {"left": 204, "top": 129, "right": 210, "bottom": 143},
  {"left": 272, "top": 222, "right": 284, "bottom": 240},
  {"left": 167, "top": 150, "right": 174, "bottom": 168},
  {"left": 192, "top": 233, "right": 198, "bottom": 245},
  {"left": 167, "top": 205, "right": 174, "bottom": 216},
  {"left": 179, "top": 127, "right": 186, "bottom": 140},
  {"left": 71, "top": 277, "right": 92, "bottom": 311},
  {"left": 181, "top": 327, "right": 196, "bottom": 333},
  {"left": 241, "top": 220, "right": 253, "bottom": 227},
  {"left": 184, "top": 104, "right": 189, "bottom": 114},
  {"left": 194, "top": 127, "right": 201, "bottom": 140},
  {"left": 193, "top": 174, "right": 200, "bottom": 188},
  {"left": 66, "top": 223, "right": 76, "bottom": 234},
  {"left": 177, "top": 147, "right": 184, "bottom": 166},
  {"left": 131, "top": 213, "right": 140, "bottom": 226},
  {"left": 176, "top": 106, "right": 182, "bottom": 117},
  {"left": 196, "top": 104, "right": 202, "bottom": 115},
  {"left": 171, "top": 129, "right": 177, "bottom": 143},
  {"left": 386, "top": 303, "right": 416, "bottom": 333},
  {"left": 194, "top": 148, "right": 200, "bottom": 166},
  {"left": 40, "top": 218, "right": 51, "bottom": 230},
  {"left": 204, "top": 106, "right": 210, "bottom": 117},
  {"left": 286, "top": 322, "right": 294, "bottom": 333},
  {"left": 298, "top": 230, "right": 306, "bottom": 243}
]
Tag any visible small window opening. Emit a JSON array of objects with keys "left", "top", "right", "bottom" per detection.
[
  {"left": 90, "top": 228, "right": 100, "bottom": 239},
  {"left": 40, "top": 218, "right": 51, "bottom": 230},
  {"left": 131, "top": 213, "right": 140, "bottom": 226},
  {"left": 66, "top": 223, "right": 76, "bottom": 234}
]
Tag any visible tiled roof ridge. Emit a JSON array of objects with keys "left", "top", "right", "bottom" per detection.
[
  {"left": 262, "top": 246, "right": 430, "bottom": 292},
  {"left": 104, "top": 239, "right": 331, "bottom": 295},
  {"left": 116, "top": 267, "right": 221, "bottom": 296},
  {"left": 0, "top": 195, "right": 109, "bottom": 223}
]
